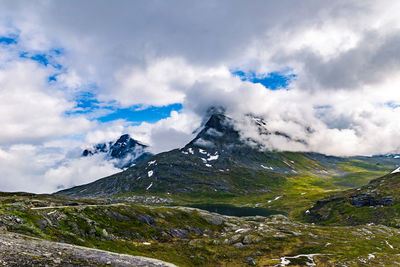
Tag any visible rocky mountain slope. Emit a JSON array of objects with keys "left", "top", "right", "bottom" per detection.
[
  {"left": 82, "top": 134, "right": 153, "bottom": 169},
  {"left": 305, "top": 170, "right": 400, "bottom": 227},
  {"left": 58, "top": 113, "right": 399, "bottom": 200}
]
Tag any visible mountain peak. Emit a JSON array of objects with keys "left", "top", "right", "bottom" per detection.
[
  {"left": 204, "top": 113, "right": 230, "bottom": 131},
  {"left": 82, "top": 134, "right": 152, "bottom": 169},
  {"left": 110, "top": 134, "right": 147, "bottom": 159},
  {"left": 185, "top": 113, "right": 241, "bottom": 150}
]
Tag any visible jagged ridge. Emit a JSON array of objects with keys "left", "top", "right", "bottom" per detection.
[{"left": 56, "top": 114, "right": 358, "bottom": 197}]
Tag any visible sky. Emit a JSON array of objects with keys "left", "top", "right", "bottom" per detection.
[{"left": 0, "top": 0, "right": 400, "bottom": 193}]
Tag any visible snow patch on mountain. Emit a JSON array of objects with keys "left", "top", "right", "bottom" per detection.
[
  {"left": 199, "top": 149, "right": 207, "bottom": 154},
  {"left": 261, "top": 164, "right": 274, "bottom": 170},
  {"left": 391, "top": 167, "right": 400, "bottom": 174},
  {"left": 146, "top": 182, "right": 153, "bottom": 190},
  {"left": 207, "top": 153, "right": 219, "bottom": 161}
]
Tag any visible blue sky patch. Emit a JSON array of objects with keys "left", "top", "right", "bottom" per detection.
[
  {"left": 0, "top": 35, "right": 17, "bottom": 45},
  {"left": 48, "top": 74, "right": 58, "bottom": 82},
  {"left": 386, "top": 101, "right": 400, "bottom": 109},
  {"left": 97, "top": 103, "right": 183, "bottom": 123},
  {"left": 20, "top": 51, "right": 63, "bottom": 69},
  {"left": 232, "top": 69, "right": 296, "bottom": 90},
  {"left": 74, "top": 91, "right": 101, "bottom": 111},
  {"left": 19, "top": 49, "right": 64, "bottom": 83},
  {"left": 67, "top": 91, "right": 183, "bottom": 124},
  {"left": 30, "top": 53, "right": 49, "bottom": 66}
]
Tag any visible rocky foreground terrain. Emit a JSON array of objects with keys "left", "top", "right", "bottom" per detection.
[
  {"left": 0, "top": 230, "right": 176, "bottom": 266},
  {"left": 2, "top": 192, "right": 400, "bottom": 266}
]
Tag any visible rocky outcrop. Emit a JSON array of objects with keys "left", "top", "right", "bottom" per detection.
[
  {"left": 350, "top": 194, "right": 395, "bottom": 207},
  {"left": 0, "top": 230, "right": 177, "bottom": 267}
]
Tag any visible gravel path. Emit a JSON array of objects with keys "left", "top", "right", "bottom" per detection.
[{"left": 30, "top": 203, "right": 126, "bottom": 210}]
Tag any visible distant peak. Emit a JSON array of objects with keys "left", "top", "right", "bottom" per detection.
[
  {"left": 118, "top": 134, "right": 131, "bottom": 141},
  {"left": 113, "top": 134, "right": 147, "bottom": 147},
  {"left": 81, "top": 134, "right": 152, "bottom": 169}
]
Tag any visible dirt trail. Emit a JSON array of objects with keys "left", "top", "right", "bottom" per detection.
[{"left": 30, "top": 203, "right": 126, "bottom": 210}]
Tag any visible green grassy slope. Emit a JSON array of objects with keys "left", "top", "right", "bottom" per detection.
[
  {"left": 56, "top": 150, "right": 396, "bottom": 220},
  {"left": 304, "top": 172, "right": 400, "bottom": 226},
  {"left": 2, "top": 192, "right": 400, "bottom": 266}
]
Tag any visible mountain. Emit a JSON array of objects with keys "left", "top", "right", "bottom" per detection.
[
  {"left": 57, "top": 113, "right": 400, "bottom": 199},
  {"left": 57, "top": 113, "right": 327, "bottom": 197},
  {"left": 82, "top": 134, "right": 153, "bottom": 169}
]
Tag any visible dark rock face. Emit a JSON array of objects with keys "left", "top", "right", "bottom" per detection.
[
  {"left": 110, "top": 134, "right": 141, "bottom": 158},
  {"left": 82, "top": 134, "right": 153, "bottom": 169},
  {"left": 185, "top": 113, "right": 241, "bottom": 150},
  {"left": 82, "top": 143, "right": 108, "bottom": 156},
  {"left": 137, "top": 214, "right": 156, "bottom": 226},
  {"left": 107, "top": 210, "right": 132, "bottom": 222},
  {"left": 185, "top": 113, "right": 307, "bottom": 153},
  {"left": 168, "top": 228, "right": 189, "bottom": 239},
  {"left": 350, "top": 194, "right": 395, "bottom": 207}
]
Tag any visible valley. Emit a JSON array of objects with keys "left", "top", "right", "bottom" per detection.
[{"left": 1, "top": 114, "right": 400, "bottom": 266}]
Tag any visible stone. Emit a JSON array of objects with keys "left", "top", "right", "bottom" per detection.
[
  {"left": 232, "top": 242, "right": 244, "bottom": 248},
  {"left": 242, "top": 235, "right": 255, "bottom": 245},
  {"left": 102, "top": 229, "right": 108, "bottom": 237},
  {"left": 185, "top": 225, "right": 203, "bottom": 235},
  {"left": 137, "top": 214, "right": 156, "bottom": 225},
  {"left": 254, "top": 251, "right": 263, "bottom": 256},
  {"left": 202, "top": 214, "right": 225, "bottom": 225},
  {"left": 107, "top": 210, "right": 131, "bottom": 221},
  {"left": 273, "top": 234, "right": 286, "bottom": 238},
  {"left": 168, "top": 228, "right": 189, "bottom": 239},
  {"left": 222, "top": 239, "right": 230, "bottom": 245},
  {"left": 229, "top": 234, "right": 242, "bottom": 244},
  {"left": 157, "top": 213, "right": 165, "bottom": 219},
  {"left": 246, "top": 257, "right": 257, "bottom": 266}
]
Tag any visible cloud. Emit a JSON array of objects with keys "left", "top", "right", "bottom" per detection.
[
  {"left": 43, "top": 154, "right": 120, "bottom": 192},
  {"left": 0, "top": 51, "right": 92, "bottom": 146},
  {"left": 127, "top": 110, "right": 201, "bottom": 154},
  {"left": 0, "top": 1, "right": 400, "bottom": 193},
  {"left": 287, "top": 30, "right": 400, "bottom": 91},
  {"left": 0, "top": 143, "right": 120, "bottom": 193}
]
